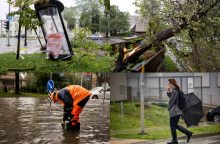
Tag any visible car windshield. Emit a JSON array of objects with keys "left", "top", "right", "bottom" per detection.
[
  {"left": 90, "top": 87, "right": 102, "bottom": 92},
  {"left": 93, "top": 34, "right": 100, "bottom": 36}
]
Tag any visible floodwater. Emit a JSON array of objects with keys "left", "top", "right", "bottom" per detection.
[{"left": 0, "top": 97, "right": 110, "bottom": 144}]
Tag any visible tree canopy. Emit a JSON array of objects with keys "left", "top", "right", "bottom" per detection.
[
  {"left": 110, "top": 5, "right": 130, "bottom": 36},
  {"left": 63, "top": 6, "right": 77, "bottom": 30}
]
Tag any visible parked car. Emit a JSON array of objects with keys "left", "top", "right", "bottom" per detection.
[
  {"left": 88, "top": 33, "right": 102, "bottom": 40},
  {"left": 90, "top": 87, "right": 110, "bottom": 99},
  {"left": 206, "top": 106, "right": 220, "bottom": 122}
]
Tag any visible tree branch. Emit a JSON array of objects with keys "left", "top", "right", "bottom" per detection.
[{"left": 114, "top": 0, "right": 220, "bottom": 72}]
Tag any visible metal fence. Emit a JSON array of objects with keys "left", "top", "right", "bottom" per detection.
[{"left": 127, "top": 75, "right": 204, "bottom": 103}]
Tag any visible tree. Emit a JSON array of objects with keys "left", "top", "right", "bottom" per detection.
[
  {"left": 63, "top": 7, "right": 77, "bottom": 30},
  {"left": 76, "top": 0, "right": 101, "bottom": 33},
  {"left": 8, "top": 0, "right": 43, "bottom": 93},
  {"left": 135, "top": 0, "right": 165, "bottom": 39},
  {"left": 99, "top": 0, "right": 110, "bottom": 37},
  {"left": 110, "top": 5, "right": 130, "bottom": 36},
  {"left": 114, "top": 0, "right": 220, "bottom": 71}
]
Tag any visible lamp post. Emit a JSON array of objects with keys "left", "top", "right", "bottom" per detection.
[
  {"left": 139, "top": 65, "right": 147, "bottom": 134},
  {"left": 34, "top": 0, "right": 73, "bottom": 60}
]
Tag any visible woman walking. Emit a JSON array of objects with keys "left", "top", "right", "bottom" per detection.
[{"left": 167, "top": 78, "right": 193, "bottom": 144}]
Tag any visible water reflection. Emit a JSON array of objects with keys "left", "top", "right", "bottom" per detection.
[{"left": 0, "top": 97, "right": 109, "bottom": 144}]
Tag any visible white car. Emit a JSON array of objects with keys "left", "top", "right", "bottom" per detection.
[
  {"left": 90, "top": 87, "right": 110, "bottom": 99},
  {"left": 90, "top": 33, "right": 102, "bottom": 40}
]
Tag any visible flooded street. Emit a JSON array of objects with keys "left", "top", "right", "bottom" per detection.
[{"left": 0, "top": 97, "right": 110, "bottom": 144}]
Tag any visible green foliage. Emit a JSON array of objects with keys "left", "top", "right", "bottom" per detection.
[
  {"left": 76, "top": 0, "right": 102, "bottom": 33},
  {"left": 72, "top": 27, "right": 111, "bottom": 52},
  {"left": 135, "top": 0, "right": 166, "bottom": 39},
  {"left": 99, "top": 0, "right": 110, "bottom": 12},
  {"left": 164, "top": 55, "right": 178, "bottom": 72},
  {"left": 111, "top": 102, "right": 220, "bottom": 140},
  {"left": 135, "top": 0, "right": 220, "bottom": 71},
  {"left": 63, "top": 7, "right": 77, "bottom": 30},
  {"left": 72, "top": 27, "right": 92, "bottom": 48},
  {"left": 110, "top": 5, "right": 130, "bottom": 36},
  {"left": 7, "top": 0, "right": 44, "bottom": 29},
  {"left": 0, "top": 52, "right": 114, "bottom": 73},
  {"left": 24, "top": 72, "right": 86, "bottom": 93}
]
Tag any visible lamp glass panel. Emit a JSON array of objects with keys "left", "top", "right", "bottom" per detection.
[{"left": 39, "top": 7, "right": 70, "bottom": 55}]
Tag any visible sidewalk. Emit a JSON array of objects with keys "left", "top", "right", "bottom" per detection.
[{"left": 111, "top": 134, "right": 220, "bottom": 144}]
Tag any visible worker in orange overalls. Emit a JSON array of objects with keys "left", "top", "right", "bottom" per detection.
[{"left": 50, "top": 85, "right": 92, "bottom": 130}]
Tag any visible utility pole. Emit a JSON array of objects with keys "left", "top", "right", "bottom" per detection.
[{"left": 139, "top": 65, "right": 146, "bottom": 134}]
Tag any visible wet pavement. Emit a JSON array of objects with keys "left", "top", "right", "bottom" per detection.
[
  {"left": 111, "top": 135, "right": 220, "bottom": 144},
  {"left": 0, "top": 97, "right": 110, "bottom": 144},
  {"left": 0, "top": 38, "right": 44, "bottom": 54}
]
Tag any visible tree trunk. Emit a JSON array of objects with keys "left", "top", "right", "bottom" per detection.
[
  {"left": 188, "top": 29, "right": 201, "bottom": 71},
  {"left": 16, "top": 19, "right": 21, "bottom": 60},
  {"left": 114, "top": 0, "right": 220, "bottom": 72},
  {"left": 15, "top": 72, "right": 20, "bottom": 94},
  {"left": 15, "top": 18, "right": 21, "bottom": 94},
  {"left": 105, "top": 12, "right": 110, "bottom": 38}
]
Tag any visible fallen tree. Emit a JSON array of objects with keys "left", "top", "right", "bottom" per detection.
[{"left": 114, "top": 0, "right": 220, "bottom": 72}]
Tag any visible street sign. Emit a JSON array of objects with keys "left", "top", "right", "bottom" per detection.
[
  {"left": 7, "top": 16, "right": 12, "bottom": 21},
  {"left": 84, "top": 72, "right": 91, "bottom": 81},
  {"left": 47, "top": 80, "right": 54, "bottom": 92},
  {"left": 85, "top": 76, "right": 91, "bottom": 81}
]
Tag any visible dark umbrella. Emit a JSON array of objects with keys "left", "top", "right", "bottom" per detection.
[{"left": 183, "top": 92, "right": 203, "bottom": 127}]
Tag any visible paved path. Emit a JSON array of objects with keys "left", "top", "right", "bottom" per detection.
[{"left": 111, "top": 135, "right": 220, "bottom": 144}]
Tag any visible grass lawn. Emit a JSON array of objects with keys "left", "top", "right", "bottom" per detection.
[
  {"left": 111, "top": 102, "right": 220, "bottom": 140},
  {"left": 0, "top": 52, "right": 114, "bottom": 73},
  {"left": 0, "top": 92, "right": 46, "bottom": 98},
  {"left": 164, "top": 55, "right": 178, "bottom": 72}
]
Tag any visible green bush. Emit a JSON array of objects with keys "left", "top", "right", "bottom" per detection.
[
  {"left": 72, "top": 27, "right": 92, "bottom": 48},
  {"left": 71, "top": 28, "right": 111, "bottom": 53},
  {"left": 164, "top": 55, "right": 178, "bottom": 72}
]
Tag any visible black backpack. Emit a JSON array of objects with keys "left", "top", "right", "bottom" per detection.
[{"left": 177, "top": 90, "right": 186, "bottom": 110}]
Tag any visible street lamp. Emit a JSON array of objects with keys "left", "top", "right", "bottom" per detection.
[{"left": 34, "top": 0, "right": 73, "bottom": 60}]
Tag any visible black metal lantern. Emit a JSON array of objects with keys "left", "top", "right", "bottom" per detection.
[{"left": 34, "top": 0, "right": 73, "bottom": 60}]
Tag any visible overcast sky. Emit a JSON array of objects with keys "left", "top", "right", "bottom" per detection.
[
  {"left": 111, "top": 0, "right": 137, "bottom": 15},
  {"left": 0, "top": 0, "right": 137, "bottom": 20},
  {"left": 0, "top": 0, "right": 76, "bottom": 20}
]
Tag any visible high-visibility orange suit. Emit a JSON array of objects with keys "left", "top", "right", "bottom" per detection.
[{"left": 51, "top": 85, "right": 92, "bottom": 130}]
